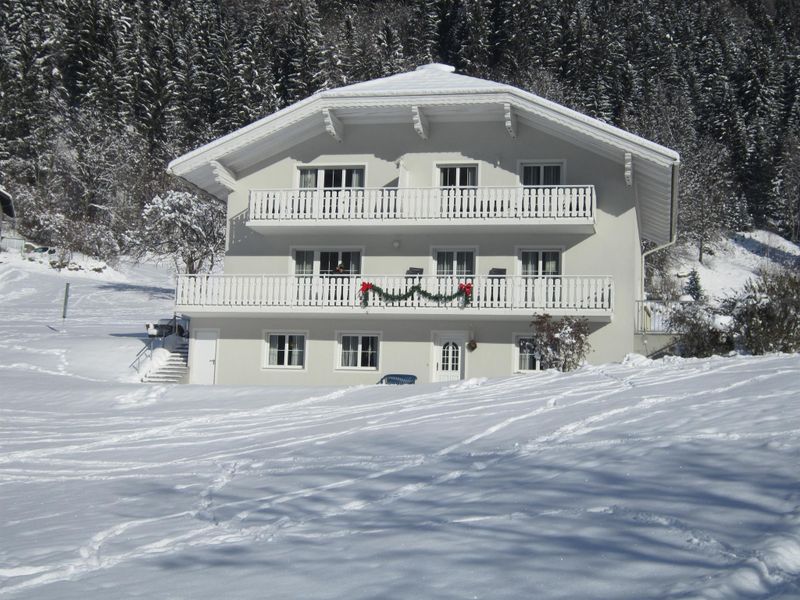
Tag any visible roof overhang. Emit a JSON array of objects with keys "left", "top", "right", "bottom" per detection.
[
  {"left": 168, "top": 85, "right": 679, "bottom": 245},
  {"left": 0, "top": 186, "right": 14, "bottom": 219}
]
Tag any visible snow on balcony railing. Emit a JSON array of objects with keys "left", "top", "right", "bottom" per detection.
[
  {"left": 248, "top": 186, "right": 595, "bottom": 223},
  {"left": 176, "top": 274, "right": 613, "bottom": 313}
]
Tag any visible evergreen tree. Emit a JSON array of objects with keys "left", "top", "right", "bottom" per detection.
[
  {"left": 679, "top": 138, "right": 738, "bottom": 264},
  {"left": 375, "top": 19, "right": 405, "bottom": 76},
  {"left": 684, "top": 269, "right": 705, "bottom": 301},
  {"left": 273, "top": 0, "right": 327, "bottom": 106},
  {"left": 456, "top": 0, "right": 491, "bottom": 76},
  {"left": 408, "top": 0, "right": 440, "bottom": 64},
  {"left": 773, "top": 132, "right": 800, "bottom": 241}
]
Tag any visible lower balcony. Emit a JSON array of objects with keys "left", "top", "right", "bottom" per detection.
[{"left": 175, "top": 274, "right": 614, "bottom": 320}]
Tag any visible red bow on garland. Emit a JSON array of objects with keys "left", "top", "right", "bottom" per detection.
[
  {"left": 359, "top": 281, "right": 374, "bottom": 294},
  {"left": 458, "top": 282, "right": 473, "bottom": 296}
]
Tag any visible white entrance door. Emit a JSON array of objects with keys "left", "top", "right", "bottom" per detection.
[
  {"left": 434, "top": 333, "right": 466, "bottom": 382},
  {"left": 191, "top": 329, "right": 218, "bottom": 384}
]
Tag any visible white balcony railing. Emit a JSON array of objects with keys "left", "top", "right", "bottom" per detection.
[
  {"left": 248, "top": 186, "right": 595, "bottom": 225},
  {"left": 635, "top": 300, "right": 687, "bottom": 333},
  {"left": 176, "top": 274, "right": 613, "bottom": 314}
]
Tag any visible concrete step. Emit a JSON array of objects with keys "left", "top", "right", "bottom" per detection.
[{"left": 142, "top": 343, "right": 191, "bottom": 384}]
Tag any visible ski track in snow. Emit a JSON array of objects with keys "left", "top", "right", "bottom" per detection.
[
  {"left": 2, "top": 356, "right": 799, "bottom": 598},
  {"left": 2, "top": 260, "right": 800, "bottom": 598}
]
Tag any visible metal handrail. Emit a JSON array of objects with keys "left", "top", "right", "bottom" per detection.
[{"left": 129, "top": 340, "right": 156, "bottom": 373}]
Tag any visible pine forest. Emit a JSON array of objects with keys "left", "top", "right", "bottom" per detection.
[{"left": 1, "top": 0, "right": 799, "bottom": 271}]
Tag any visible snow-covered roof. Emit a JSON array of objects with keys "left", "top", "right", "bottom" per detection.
[
  {"left": 169, "top": 64, "right": 680, "bottom": 245},
  {"left": 329, "top": 63, "right": 507, "bottom": 95}
]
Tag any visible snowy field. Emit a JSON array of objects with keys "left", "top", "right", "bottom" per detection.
[{"left": 1, "top": 250, "right": 800, "bottom": 599}]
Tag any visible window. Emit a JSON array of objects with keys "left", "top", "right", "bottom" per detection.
[
  {"left": 299, "top": 167, "right": 365, "bottom": 189},
  {"left": 339, "top": 334, "right": 379, "bottom": 369},
  {"left": 515, "top": 335, "right": 541, "bottom": 372},
  {"left": 436, "top": 249, "right": 475, "bottom": 276},
  {"left": 520, "top": 250, "right": 561, "bottom": 276},
  {"left": 439, "top": 165, "right": 477, "bottom": 187},
  {"left": 293, "top": 250, "right": 362, "bottom": 275},
  {"left": 266, "top": 333, "right": 306, "bottom": 368},
  {"left": 320, "top": 251, "right": 361, "bottom": 275},
  {"left": 294, "top": 250, "right": 314, "bottom": 275},
  {"left": 520, "top": 250, "right": 562, "bottom": 305},
  {"left": 521, "top": 163, "right": 562, "bottom": 186}
]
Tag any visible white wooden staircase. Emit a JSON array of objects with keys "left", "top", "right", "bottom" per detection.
[{"left": 143, "top": 342, "right": 189, "bottom": 384}]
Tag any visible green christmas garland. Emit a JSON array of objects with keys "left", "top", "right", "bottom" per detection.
[{"left": 359, "top": 281, "right": 473, "bottom": 307}]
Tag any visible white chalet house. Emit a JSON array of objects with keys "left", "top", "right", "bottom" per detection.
[{"left": 168, "top": 64, "right": 680, "bottom": 385}]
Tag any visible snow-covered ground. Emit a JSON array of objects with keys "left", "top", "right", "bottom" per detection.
[
  {"left": 672, "top": 230, "right": 800, "bottom": 302},
  {"left": 1, "top": 249, "right": 800, "bottom": 599}
]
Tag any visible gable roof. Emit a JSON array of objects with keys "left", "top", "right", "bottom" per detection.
[
  {"left": 329, "top": 63, "right": 508, "bottom": 94},
  {"left": 168, "top": 64, "right": 680, "bottom": 245}
]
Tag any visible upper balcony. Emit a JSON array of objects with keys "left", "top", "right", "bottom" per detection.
[
  {"left": 175, "top": 273, "right": 613, "bottom": 320},
  {"left": 246, "top": 185, "right": 596, "bottom": 234}
]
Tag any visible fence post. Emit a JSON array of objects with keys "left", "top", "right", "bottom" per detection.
[{"left": 62, "top": 282, "right": 70, "bottom": 320}]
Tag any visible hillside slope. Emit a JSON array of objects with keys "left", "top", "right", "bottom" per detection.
[{"left": 670, "top": 229, "right": 800, "bottom": 302}]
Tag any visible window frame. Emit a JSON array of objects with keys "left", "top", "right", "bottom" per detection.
[
  {"left": 335, "top": 331, "right": 381, "bottom": 371},
  {"left": 517, "top": 160, "right": 567, "bottom": 186},
  {"left": 515, "top": 246, "right": 564, "bottom": 277},
  {"left": 289, "top": 246, "right": 366, "bottom": 276},
  {"left": 513, "top": 333, "right": 542, "bottom": 373},
  {"left": 263, "top": 331, "right": 308, "bottom": 370},
  {"left": 295, "top": 163, "right": 368, "bottom": 190},
  {"left": 431, "top": 246, "right": 478, "bottom": 277},
  {"left": 435, "top": 163, "right": 480, "bottom": 188}
]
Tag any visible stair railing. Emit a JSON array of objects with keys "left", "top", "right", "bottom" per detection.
[
  {"left": 129, "top": 338, "right": 163, "bottom": 373},
  {"left": 129, "top": 342, "right": 152, "bottom": 373}
]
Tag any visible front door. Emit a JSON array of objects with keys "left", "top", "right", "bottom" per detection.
[
  {"left": 191, "top": 329, "right": 218, "bottom": 384},
  {"left": 434, "top": 333, "right": 466, "bottom": 382}
]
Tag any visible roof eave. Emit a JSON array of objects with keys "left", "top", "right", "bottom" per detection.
[{"left": 168, "top": 87, "right": 680, "bottom": 214}]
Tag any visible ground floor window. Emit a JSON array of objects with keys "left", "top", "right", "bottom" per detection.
[
  {"left": 266, "top": 333, "right": 306, "bottom": 368},
  {"left": 515, "top": 335, "right": 541, "bottom": 372},
  {"left": 339, "top": 333, "right": 379, "bottom": 369}
]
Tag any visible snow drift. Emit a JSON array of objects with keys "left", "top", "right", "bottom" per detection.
[{"left": 1, "top": 254, "right": 799, "bottom": 599}]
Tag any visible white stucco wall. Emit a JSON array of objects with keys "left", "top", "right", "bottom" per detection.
[
  {"left": 189, "top": 316, "right": 614, "bottom": 386},
  {"left": 190, "top": 118, "right": 643, "bottom": 384}
]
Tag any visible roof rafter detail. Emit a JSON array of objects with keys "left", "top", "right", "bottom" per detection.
[
  {"left": 322, "top": 108, "right": 343, "bottom": 142},
  {"left": 503, "top": 103, "right": 517, "bottom": 138},
  {"left": 624, "top": 152, "right": 633, "bottom": 186},
  {"left": 411, "top": 105, "right": 429, "bottom": 139},
  {"left": 210, "top": 160, "right": 237, "bottom": 192}
]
